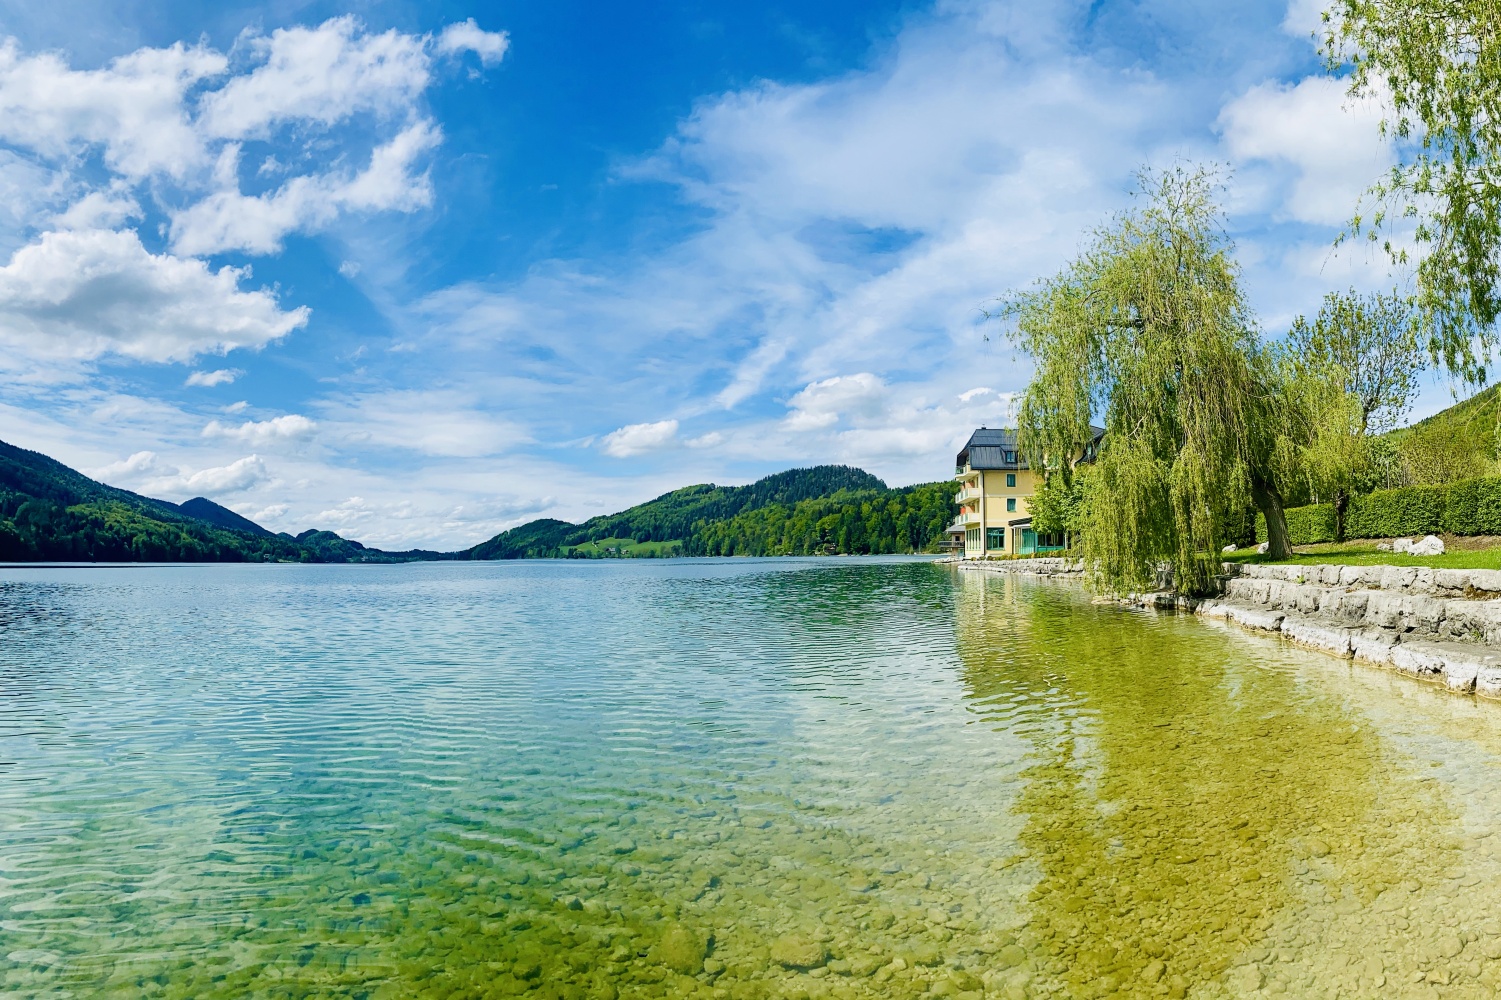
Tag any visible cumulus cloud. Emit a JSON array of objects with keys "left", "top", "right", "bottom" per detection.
[
  {"left": 182, "top": 455, "right": 269, "bottom": 495},
  {"left": 0, "top": 228, "right": 308, "bottom": 362},
  {"left": 52, "top": 189, "right": 141, "bottom": 230},
  {"left": 0, "top": 37, "right": 225, "bottom": 180},
  {"left": 91, "top": 449, "right": 175, "bottom": 483},
  {"left": 600, "top": 419, "right": 679, "bottom": 457},
  {"left": 170, "top": 120, "right": 441, "bottom": 255},
  {"left": 435, "top": 19, "right": 511, "bottom": 66},
  {"left": 1219, "top": 76, "right": 1391, "bottom": 225},
  {"left": 186, "top": 368, "right": 242, "bottom": 387},
  {"left": 91, "top": 449, "right": 269, "bottom": 497},
  {"left": 315, "top": 496, "right": 375, "bottom": 526},
  {"left": 199, "top": 17, "right": 432, "bottom": 139},
  {"left": 784, "top": 373, "right": 888, "bottom": 430},
  {"left": 203, "top": 413, "right": 316, "bottom": 447}
]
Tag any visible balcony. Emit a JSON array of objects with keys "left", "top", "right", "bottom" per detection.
[
  {"left": 958, "top": 508, "right": 982, "bottom": 526},
  {"left": 954, "top": 487, "right": 981, "bottom": 505}
]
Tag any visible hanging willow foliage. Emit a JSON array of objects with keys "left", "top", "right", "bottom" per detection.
[{"left": 1007, "top": 167, "right": 1292, "bottom": 596}]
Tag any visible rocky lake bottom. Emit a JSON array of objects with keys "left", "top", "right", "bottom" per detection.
[{"left": 5, "top": 558, "right": 1501, "bottom": 999}]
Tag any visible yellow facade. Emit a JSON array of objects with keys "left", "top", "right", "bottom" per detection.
[{"left": 953, "top": 465, "right": 1041, "bottom": 558}]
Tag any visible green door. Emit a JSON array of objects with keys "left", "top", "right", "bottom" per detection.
[{"left": 1020, "top": 529, "right": 1037, "bottom": 555}]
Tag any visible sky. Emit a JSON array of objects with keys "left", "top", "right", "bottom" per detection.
[{"left": 0, "top": 0, "right": 1464, "bottom": 549}]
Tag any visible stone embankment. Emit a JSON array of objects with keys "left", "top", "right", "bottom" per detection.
[
  {"left": 957, "top": 557, "right": 1501, "bottom": 699},
  {"left": 951, "top": 557, "right": 1086, "bottom": 577},
  {"left": 1204, "top": 563, "right": 1501, "bottom": 698}
]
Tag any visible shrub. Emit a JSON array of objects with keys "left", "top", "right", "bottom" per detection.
[
  {"left": 1256, "top": 476, "right": 1501, "bottom": 543},
  {"left": 1254, "top": 504, "right": 1337, "bottom": 545}
]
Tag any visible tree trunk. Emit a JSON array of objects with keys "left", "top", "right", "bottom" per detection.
[
  {"left": 1333, "top": 489, "right": 1348, "bottom": 543},
  {"left": 1251, "top": 473, "right": 1293, "bottom": 560}
]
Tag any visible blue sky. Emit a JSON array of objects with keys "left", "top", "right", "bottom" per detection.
[{"left": 0, "top": 0, "right": 1456, "bottom": 548}]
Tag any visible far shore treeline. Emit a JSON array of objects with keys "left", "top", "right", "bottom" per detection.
[{"left": 0, "top": 440, "right": 958, "bottom": 563}]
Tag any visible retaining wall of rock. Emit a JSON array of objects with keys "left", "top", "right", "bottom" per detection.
[
  {"left": 1204, "top": 563, "right": 1501, "bottom": 698},
  {"left": 955, "top": 557, "right": 1501, "bottom": 699},
  {"left": 955, "top": 557, "right": 1085, "bottom": 577}
]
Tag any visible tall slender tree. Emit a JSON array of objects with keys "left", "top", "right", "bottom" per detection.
[
  {"left": 1008, "top": 167, "right": 1293, "bottom": 596},
  {"left": 1281, "top": 289, "right": 1424, "bottom": 539},
  {"left": 1323, "top": 1, "right": 1501, "bottom": 381}
]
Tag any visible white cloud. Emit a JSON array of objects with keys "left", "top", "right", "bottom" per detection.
[
  {"left": 0, "top": 37, "right": 225, "bottom": 179},
  {"left": 90, "top": 449, "right": 175, "bottom": 483},
  {"left": 958, "top": 386, "right": 993, "bottom": 402},
  {"left": 600, "top": 419, "right": 680, "bottom": 457},
  {"left": 203, "top": 413, "right": 316, "bottom": 447},
  {"left": 199, "top": 17, "right": 431, "bottom": 139},
  {"left": 182, "top": 455, "right": 268, "bottom": 495},
  {"left": 784, "top": 373, "right": 888, "bottom": 430},
  {"left": 249, "top": 502, "right": 289, "bottom": 523},
  {"left": 96, "top": 449, "right": 270, "bottom": 498},
  {"left": 338, "top": 260, "right": 361, "bottom": 278},
  {"left": 0, "top": 228, "right": 308, "bottom": 362},
  {"left": 1282, "top": 0, "right": 1330, "bottom": 37},
  {"left": 316, "top": 389, "right": 527, "bottom": 457},
  {"left": 52, "top": 189, "right": 141, "bottom": 230},
  {"left": 435, "top": 19, "right": 510, "bottom": 66},
  {"left": 1219, "top": 76, "right": 1391, "bottom": 225},
  {"left": 186, "top": 368, "right": 242, "bottom": 387},
  {"left": 685, "top": 431, "right": 724, "bottom": 449},
  {"left": 170, "top": 120, "right": 441, "bottom": 255},
  {"left": 315, "top": 496, "right": 375, "bottom": 526}
]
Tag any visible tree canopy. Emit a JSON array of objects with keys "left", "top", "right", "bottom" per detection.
[
  {"left": 1009, "top": 167, "right": 1290, "bottom": 595},
  {"left": 1323, "top": 1, "right": 1501, "bottom": 380}
]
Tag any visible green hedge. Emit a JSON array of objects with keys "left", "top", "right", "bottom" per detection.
[
  {"left": 1256, "top": 476, "right": 1501, "bottom": 543},
  {"left": 1254, "top": 504, "right": 1337, "bottom": 545}
]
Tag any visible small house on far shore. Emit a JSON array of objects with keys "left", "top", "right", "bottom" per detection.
[{"left": 947, "top": 426, "right": 1102, "bottom": 560}]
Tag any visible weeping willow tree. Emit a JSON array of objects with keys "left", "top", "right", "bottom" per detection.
[{"left": 1008, "top": 167, "right": 1291, "bottom": 596}]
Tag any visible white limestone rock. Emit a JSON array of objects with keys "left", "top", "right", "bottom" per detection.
[
  {"left": 1350, "top": 629, "right": 1398, "bottom": 665},
  {"left": 1222, "top": 544, "right": 1237, "bottom": 553},
  {"left": 1227, "top": 605, "right": 1285, "bottom": 631},
  {"left": 1409, "top": 534, "right": 1446, "bottom": 556},
  {"left": 1390, "top": 639, "right": 1500, "bottom": 693},
  {"left": 1281, "top": 615, "right": 1353, "bottom": 657},
  {"left": 1256, "top": 541, "right": 1269, "bottom": 554},
  {"left": 1376, "top": 540, "right": 1394, "bottom": 552},
  {"left": 1392, "top": 537, "right": 1413, "bottom": 554}
]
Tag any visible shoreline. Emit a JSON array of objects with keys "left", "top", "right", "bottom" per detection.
[{"left": 956, "top": 557, "right": 1501, "bottom": 700}]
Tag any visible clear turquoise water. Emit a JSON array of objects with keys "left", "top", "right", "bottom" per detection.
[{"left": 6, "top": 559, "right": 1501, "bottom": 999}]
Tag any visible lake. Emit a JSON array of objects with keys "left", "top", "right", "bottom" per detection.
[{"left": 3, "top": 558, "right": 1501, "bottom": 999}]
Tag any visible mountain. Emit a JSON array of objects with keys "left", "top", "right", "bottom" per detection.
[
  {"left": 0, "top": 438, "right": 956, "bottom": 563},
  {"left": 178, "top": 496, "right": 274, "bottom": 537},
  {"left": 0, "top": 438, "right": 429, "bottom": 564},
  {"left": 469, "top": 465, "right": 958, "bottom": 559},
  {"left": 1383, "top": 383, "right": 1501, "bottom": 485}
]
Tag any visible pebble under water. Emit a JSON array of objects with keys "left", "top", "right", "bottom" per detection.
[{"left": 5, "top": 559, "right": 1501, "bottom": 999}]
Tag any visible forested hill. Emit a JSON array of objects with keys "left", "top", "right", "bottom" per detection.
[
  {"left": 0, "top": 439, "right": 441, "bottom": 563},
  {"left": 468, "top": 465, "right": 958, "bottom": 559},
  {"left": 1, "top": 439, "right": 956, "bottom": 562}
]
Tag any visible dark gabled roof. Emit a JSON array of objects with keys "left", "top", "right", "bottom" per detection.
[
  {"left": 955, "top": 425, "right": 1105, "bottom": 471},
  {"left": 957, "top": 428, "right": 1022, "bottom": 470}
]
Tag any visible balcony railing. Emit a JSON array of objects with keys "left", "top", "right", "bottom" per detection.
[
  {"left": 958, "top": 508, "right": 982, "bottom": 526},
  {"left": 954, "top": 487, "right": 981, "bottom": 505}
]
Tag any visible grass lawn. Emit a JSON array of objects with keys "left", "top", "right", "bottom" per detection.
[
  {"left": 562, "top": 536, "right": 683, "bottom": 558},
  {"left": 1224, "top": 537, "right": 1501, "bottom": 570}
]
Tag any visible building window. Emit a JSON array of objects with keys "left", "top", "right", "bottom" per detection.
[
  {"left": 1006, "top": 498, "right": 1017, "bottom": 512},
  {"left": 1006, "top": 473, "right": 1016, "bottom": 488},
  {"left": 1004, "top": 450, "right": 1016, "bottom": 463},
  {"left": 987, "top": 528, "right": 1004, "bottom": 550}
]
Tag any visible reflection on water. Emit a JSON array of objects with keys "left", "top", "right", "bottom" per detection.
[{"left": 3, "top": 561, "right": 1501, "bottom": 998}]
